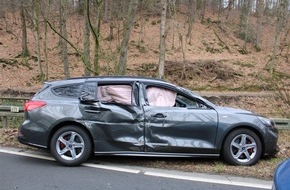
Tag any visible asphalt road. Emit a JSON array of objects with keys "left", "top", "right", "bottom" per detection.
[{"left": 0, "top": 148, "right": 272, "bottom": 190}]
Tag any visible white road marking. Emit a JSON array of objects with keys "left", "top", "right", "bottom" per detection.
[
  {"left": 82, "top": 163, "right": 140, "bottom": 174},
  {"left": 0, "top": 148, "right": 55, "bottom": 161},
  {"left": 144, "top": 171, "right": 272, "bottom": 189},
  {"left": 0, "top": 147, "right": 272, "bottom": 189}
]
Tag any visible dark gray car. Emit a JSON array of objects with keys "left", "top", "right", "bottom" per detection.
[{"left": 18, "top": 76, "right": 278, "bottom": 166}]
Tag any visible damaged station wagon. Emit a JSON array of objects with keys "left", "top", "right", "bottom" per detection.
[{"left": 18, "top": 76, "right": 278, "bottom": 166}]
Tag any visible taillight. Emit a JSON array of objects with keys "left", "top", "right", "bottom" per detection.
[{"left": 24, "top": 100, "right": 46, "bottom": 111}]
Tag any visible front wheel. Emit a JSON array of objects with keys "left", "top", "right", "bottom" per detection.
[
  {"left": 50, "top": 126, "right": 92, "bottom": 166},
  {"left": 222, "top": 129, "right": 262, "bottom": 166}
]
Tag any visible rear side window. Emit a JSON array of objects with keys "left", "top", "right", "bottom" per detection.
[
  {"left": 52, "top": 83, "right": 83, "bottom": 98},
  {"left": 97, "top": 85, "right": 134, "bottom": 105}
]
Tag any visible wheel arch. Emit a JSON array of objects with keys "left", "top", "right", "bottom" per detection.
[
  {"left": 220, "top": 125, "right": 265, "bottom": 157},
  {"left": 47, "top": 121, "right": 94, "bottom": 151}
]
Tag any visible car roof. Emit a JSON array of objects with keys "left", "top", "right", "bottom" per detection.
[{"left": 45, "top": 76, "right": 170, "bottom": 86}]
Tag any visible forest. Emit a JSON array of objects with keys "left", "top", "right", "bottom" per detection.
[
  {"left": 1, "top": 1, "right": 290, "bottom": 179},
  {"left": 0, "top": 0, "right": 290, "bottom": 104}
]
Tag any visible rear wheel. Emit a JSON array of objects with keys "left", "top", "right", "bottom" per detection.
[
  {"left": 50, "top": 126, "right": 92, "bottom": 166},
  {"left": 222, "top": 129, "right": 262, "bottom": 166}
]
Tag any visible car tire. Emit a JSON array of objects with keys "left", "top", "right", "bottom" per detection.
[
  {"left": 222, "top": 128, "right": 262, "bottom": 166},
  {"left": 50, "top": 125, "right": 92, "bottom": 166}
]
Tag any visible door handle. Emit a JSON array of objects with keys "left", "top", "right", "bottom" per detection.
[
  {"left": 85, "top": 110, "right": 101, "bottom": 114},
  {"left": 152, "top": 113, "right": 166, "bottom": 118}
]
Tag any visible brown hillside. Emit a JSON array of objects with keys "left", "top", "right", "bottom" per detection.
[{"left": 0, "top": 8, "right": 289, "bottom": 117}]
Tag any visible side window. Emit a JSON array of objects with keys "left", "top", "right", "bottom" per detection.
[
  {"left": 176, "top": 94, "right": 197, "bottom": 108},
  {"left": 97, "top": 84, "right": 134, "bottom": 105},
  {"left": 80, "top": 82, "right": 97, "bottom": 100},
  {"left": 176, "top": 94, "right": 208, "bottom": 109},
  {"left": 52, "top": 83, "right": 83, "bottom": 98},
  {"left": 145, "top": 86, "right": 177, "bottom": 107}
]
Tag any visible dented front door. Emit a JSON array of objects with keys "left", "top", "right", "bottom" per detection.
[{"left": 143, "top": 106, "right": 218, "bottom": 154}]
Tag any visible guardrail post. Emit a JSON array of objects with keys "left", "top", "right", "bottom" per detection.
[{"left": 1, "top": 116, "right": 8, "bottom": 128}]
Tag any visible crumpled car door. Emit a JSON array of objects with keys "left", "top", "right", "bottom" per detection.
[{"left": 79, "top": 81, "right": 145, "bottom": 153}]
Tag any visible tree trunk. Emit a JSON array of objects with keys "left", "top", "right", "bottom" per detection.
[
  {"left": 239, "top": 0, "right": 251, "bottom": 53},
  {"left": 33, "top": 0, "right": 44, "bottom": 80},
  {"left": 86, "top": 0, "right": 102, "bottom": 76},
  {"left": 226, "top": 0, "right": 234, "bottom": 21},
  {"left": 169, "top": 0, "right": 176, "bottom": 50},
  {"left": 43, "top": 18, "right": 48, "bottom": 80},
  {"left": 117, "top": 0, "right": 139, "bottom": 75},
  {"left": 77, "top": 0, "right": 85, "bottom": 15},
  {"left": 158, "top": 0, "right": 168, "bottom": 79},
  {"left": 243, "top": 0, "right": 251, "bottom": 53},
  {"left": 42, "top": 0, "right": 51, "bottom": 80},
  {"left": 187, "top": 0, "right": 196, "bottom": 45},
  {"left": 200, "top": 0, "right": 206, "bottom": 23},
  {"left": 255, "top": 0, "right": 264, "bottom": 51},
  {"left": 20, "top": 0, "right": 29, "bottom": 57},
  {"left": 270, "top": 0, "right": 288, "bottom": 75},
  {"left": 83, "top": 0, "right": 91, "bottom": 76},
  {"left": 104, "top": 0, "right": 109, "bottom": 23},
  {"left": 59, "top": 0, "right": 70, "bottom": 79},
  {"left": 93, "top": 0, "right": 102, "bottom": 76}
]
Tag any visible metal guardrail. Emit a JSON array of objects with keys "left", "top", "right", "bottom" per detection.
[
  {"left": 0, "top": 104, "right": 290, "bottom": 129},
  {"left": 272, "top": 118, "right": 290, "bottom": 130},
  {"left": 0, "top": 105, "right": 24, "bottom": 128}
]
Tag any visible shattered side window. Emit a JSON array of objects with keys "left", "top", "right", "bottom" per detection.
[
  {"left": 81, "top": 82, "right": 97, "bottom": 100},
  {"left": 97, "top": 85, "right": 134, "bottom": 105},
  {"left": 52, "top": 83, "right": 83, "bottom": 98},
  {"left": 146, "top": 86, "right": 177, "bottom": 107}
]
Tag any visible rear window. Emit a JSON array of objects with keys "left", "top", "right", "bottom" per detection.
[{"left": 52, "top": 83, "right": 83, "bottom": 98}]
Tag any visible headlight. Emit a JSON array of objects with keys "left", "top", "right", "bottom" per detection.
[
  {"left": 258, "top": 116, "right": 273, "bottom": 127},
  {"left": 258, "top": 117, "right": 277, "bottom": 131}
]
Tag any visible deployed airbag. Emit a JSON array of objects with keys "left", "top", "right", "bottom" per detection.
[
  {"left": 97, "top": 85, "right": 133, "bottom": 105},
  {"left": 146, "top": 87, "right": 176, "bottom": 107}
]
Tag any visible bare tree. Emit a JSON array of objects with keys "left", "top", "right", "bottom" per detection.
[
  {"left": 158, "top": 0, "right": 168, "bottom": 79},
  {"left": 41, "top": 0, "right": 51, "bottom": 80},
  {"left": 117, "top": 0, "right": 139, "bottom": 75},
  {"left": 103, "top": 0, "right": 109, "bottom": 23},
  {"left": 92, "top": 0, "right": 102, "bottom": 75},
  {"left": 255, "top": 0, "right": 264, "bottom": 51},
  {"left": 33, "top": 0, "right": 44, "bottom": 80},
  {"left": 83, "top": 0, "right": 91, "bottom": 76},
  {"left": 269, "top": 0, "right": 289, "bottom": 75},
  {"left": 187, "top": 0, "right": 196, "bottom": 45},
  {"left": 239, "top": 0, "right": 252, "bottom": 53},
  {"left": 59, "top": 0, "right": 70, "bottom": 79},
  {"left": 20, "top": 0, "right": 29, "bottom": 57}
]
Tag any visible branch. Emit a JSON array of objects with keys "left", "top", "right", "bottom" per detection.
[
  {"left": 46, "top": 20, "right": 81, "bottom": 55},
  {"left": 46, "top": 20, "right": 97, "bottom": 75}
]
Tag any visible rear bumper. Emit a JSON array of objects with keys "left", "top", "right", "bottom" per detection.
[{"left": 17, "top": 121, "right": 48, "bottom": 149}]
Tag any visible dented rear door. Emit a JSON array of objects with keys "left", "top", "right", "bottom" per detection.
[{"left": 79, "top": 81, "right": 145, "bottom": 153}]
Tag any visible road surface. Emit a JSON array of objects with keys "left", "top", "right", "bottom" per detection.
[{"left": 0, "top": 147, "right": 272, "bottom": 190}]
